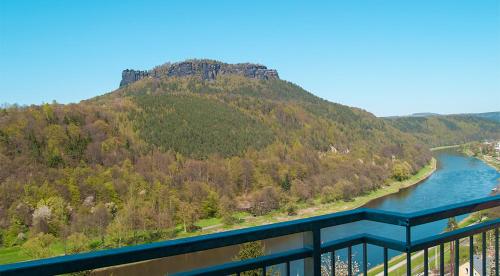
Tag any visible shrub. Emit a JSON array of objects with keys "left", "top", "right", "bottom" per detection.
[
  {"left": 66, "top": 232, "right": 89, "bottom": 254},
  {"left": 250, "top": 186, "right": 280, "bottom": 216},
  {"left": 22, "top": 233, "right": 56, "bottom": 259},
  {"left": 392, "top": 161, "right": 412, "bottom": 181},
  {"left": 235, "top": 241, "right": 265, "bottom": 276},
  {"left": 285, "top": 202, "right": 298, "bottom": 216},
  {"left": 320, "top": 186, "right": 340, "bottom": 203},
  {"left": 291, "top": 179, "right": 313, "bottom": 201}
]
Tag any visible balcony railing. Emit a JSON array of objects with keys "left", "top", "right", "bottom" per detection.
[{"left": 1, "top": 195, "right": 499, "bottom": 276}]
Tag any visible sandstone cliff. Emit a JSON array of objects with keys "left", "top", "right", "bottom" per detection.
[{"left": 120, "top": 60, "right": 279, "bottom": 87}]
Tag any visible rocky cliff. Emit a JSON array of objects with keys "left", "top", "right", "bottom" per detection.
[{"left": 119, "top": 60, "right": 279, "bottom": 87}]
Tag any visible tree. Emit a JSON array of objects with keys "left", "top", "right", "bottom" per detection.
[
  {"left": 66, "top": 232, "right": 89, "bottom": 254},
  {"left": 105, "top": 216, "right": 126, "bottom": 248},
  {"left": 235, "top": 241, "right": 265, "bottom": 276},
  {"left": 219, "top": 196, "right": 238, "bottom": 225},
  {"left": 392, "top": 161, "right": 412, "bottom": 181},
  {"left": 22, "top": 233, "right": 56, "bottom": 259},
  {"left": 291, "top": 179, "right": 313, "bottom": 202},
  {"left": 177, "top": 201, "right": 199, "bottom": 233},
  {"left": 337, "top": 179, "right": 357, "bottom": 201},
  {"left": 446, "top": 217, "right": 458, "bottom": 275},
  {"left": 280, "top": 173, "right": 291, "bottom": 191},
  {"left": 250, "top": 186, "right": 280, "bottom": 216},
  {"left": 90, "top": 203, "right": 111, "bottom": 243},
  {"left": 321, "top": 186, "right": 340, "bottom": 204},
  {"left": 32, "top": 205, "right": 51, "bottom": 234},
  {"left": 201, "top": 191, "right": 219, "bottom": 218}
]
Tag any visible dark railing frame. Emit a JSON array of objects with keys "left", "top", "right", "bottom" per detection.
[{"left": 1, "top": 195, "right": 499, "bottom": 276}]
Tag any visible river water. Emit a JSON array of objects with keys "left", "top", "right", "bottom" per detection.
[
  {"left": 321, "top": 149, "right": 500, "bottom": 274},
  {"left": 96, "top": 150, "right": 500, "bottom": 275}
]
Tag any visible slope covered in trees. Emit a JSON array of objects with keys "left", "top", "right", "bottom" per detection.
[
  {"left": 0, "top": 64, "right": 432, "bottom": 259},
  {"left": 385, "top": 114, "right": 500, "bottom": 147}
]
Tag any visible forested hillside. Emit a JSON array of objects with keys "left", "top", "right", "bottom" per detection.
[
  {"left": 468, "top": 111, "right": 500, "bottom": 123},
  {"left": 0, "top": 61, "right": 431, "bottom": 259},
  {"left": 385, "top": 114, "right": 500, "bottom": 147}
]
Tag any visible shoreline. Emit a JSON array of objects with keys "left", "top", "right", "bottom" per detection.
[
  {"left": 474, "top": 155, "right": 500, "bottom": 172},
  {"left": 181, "top": 157, "right": 437, "bottom": 237},
  {"left": 459, "top": 143, "right": 500, "bottom": 171},
  {"left": 430, "top": 144, "right": 461, "bottom": 151}
]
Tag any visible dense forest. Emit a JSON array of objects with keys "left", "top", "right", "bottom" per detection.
[
  {"left": 385, "top": 114, "right": 500, "bottom": 147},
  {"left": 3, "top": 70, "right": 492, "bottom": 260}
]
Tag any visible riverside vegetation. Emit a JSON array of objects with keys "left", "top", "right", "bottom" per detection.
[{"left": 0, "top": 60, "right": 498, "bottom": 264}]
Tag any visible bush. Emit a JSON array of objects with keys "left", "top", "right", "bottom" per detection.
[
  {"left": 392, "top": 161, "right": 412, "bottom": 181},
  {"left": 291, "top": 179, "right": 313, "bottom": 202},
  {"left": 235, "top": 241, "right": 265, "bottom": 276},
  {"left": 250, "top": 186, "right": 280, "bottom": 216},
  {"left": 285, "top": 202, "right": 298, "bottom": 216},
  {"left": 219, "top": 196, "right": 239, "bottom": 225},
  {"left": 22, "top": 233, "right": 56, "bottom": 259},
  {"left": 66, "top": 232, "right": 89, "bottom": 254},
  {"left": 320, "top": 186, "right": 340, "bottom": 203},
  {"left": 337, "top": 179, "right": 357, "bottom": 201}
]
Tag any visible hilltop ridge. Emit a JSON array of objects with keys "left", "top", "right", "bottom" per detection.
[{"left": 120, "top": 60, "right": 279, "bottom": 87}]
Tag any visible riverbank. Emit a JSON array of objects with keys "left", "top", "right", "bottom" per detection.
[
  {"left": 181, "top": 157, "right": 437, "bottom": 236},
  {"left": 460, "top": 145, "right": 500, "bottom": 171},
  {"left": 430, "top": 145, "right": 461, "bottom": 151},
  {"left": 474, "top": 155, "right": 500, "bottom": 171}
]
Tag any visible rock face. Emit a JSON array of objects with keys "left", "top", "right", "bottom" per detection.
[
  {"left": 119, "top": 60, "right": 279, "bottom": 87},
  {"left": 120, "top": 70, "right": 149, "bottom": 87}
]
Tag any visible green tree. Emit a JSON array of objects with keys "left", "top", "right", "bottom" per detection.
[
  {"left": 201, "top": 191, "right": 219, "bottom": 218},
  {"left": 219, "top": 196, "right": 238, "bottom": 225},
  {"left": 235, "top": 241, "right": 265, "bottom": 276},
  {"left": 66, "top": 232, "right": 89, "bottom": 254},
  {"left": 392, "top": 161, "right": 412, "bottom": 181},
  {"left": 22, "top": 233, "right": 56, "bottom": 259},
  {"left": 446, "top": 217, "right": 458, "bottom": 275}
]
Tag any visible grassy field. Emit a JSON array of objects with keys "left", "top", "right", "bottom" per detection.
[{"left": 0, "top": 242, "right": 64, "bottom": 265}]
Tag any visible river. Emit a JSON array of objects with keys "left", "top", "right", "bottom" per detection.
[
  {"left": 262, "top": 149, "right": 499, "bottom": 274},
  {"left": 95, "top": 149, "right": 500, "bottom": 275}
]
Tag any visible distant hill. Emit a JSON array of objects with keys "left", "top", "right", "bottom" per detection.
[
  {"left": 410, "top": 112, "right": 440, "bottom": 117},
  {"left": 385, "top": 112, "right": 500, "bottom": 147},
  {"left": 466, "top": 111, "right": 500, "bottom": 123}
]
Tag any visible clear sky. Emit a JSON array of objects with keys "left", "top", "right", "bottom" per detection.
[{"left": 1, "top": 1, "right": 499, "bottom": 116}]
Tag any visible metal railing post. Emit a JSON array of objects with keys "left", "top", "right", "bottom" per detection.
[
  {"left": 424, "top": 248, "right": 428, "bottom": 276},
  {"left": 483, "top": 232, "right": 487, "bottom": 276},
  {"left": 383, "top": 247, "right": 388, "bottom": 276},
  {"left": 406, "top": 220, "right": 412, "bottom": 276},
  {"left": 363, "top": 243, "right": 368, "bottom": 276},
  {"left": 440, "top": 243, "right": 445, "bottom": 276},
  {"left": 469, "top": 236, "right": 474, "bottom": 276},
  {"left": 454, "top": 239, "right": 459, "bottom": 276},
  {"left": 303, "top": 228, "right": 321, "bottom": 275},
  {"left": 496, "top": 228, "right": 499, "bottom": 276}
]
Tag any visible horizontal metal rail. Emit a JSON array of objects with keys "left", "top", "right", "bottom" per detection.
[
  {"left": 0, "top": 195, "right": 499, "bottom": 276},
  {"left": 410, "top": 218, "right": 500, "bottom": 252},
  {"left": 173, "top": 247, "right": 312, "bottom": 276}
]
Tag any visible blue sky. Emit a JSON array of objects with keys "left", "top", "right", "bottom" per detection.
[{"left": 0, "top": 1, "right": 499, "bottom": 116}]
